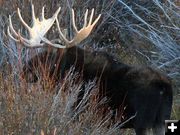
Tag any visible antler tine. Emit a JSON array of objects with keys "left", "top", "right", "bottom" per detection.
[
  {"left": 72, "top": 9, "right": 78, "bottom": 33},
  {"left": 88, "top": 8, "right": 94, "bottom": 26},
  {"left": 56, "top": 18, "right": 70, "bottom": 46},
  {"left": 7, "top": 26, "right": 19, "bottom": 42},
  {"left": 56, "top": 8, "right": 101, "bottom": 48},
  {"left": 83, "top": 9, "right": 88, "bottom": 28},
  {"left": 8, "top": 15, "right": 27, "bottom": 43},
  {"left": 42, "top": 6, "right": 45, "bottom": 20},
  {"left": 8, "top": 15, "right": 18, "bottom": 37},
  {"left": 17, "top": 8, "right": 31, "bottom": 31},
  {"left": 90, "top": 13, "right": 101, "bottom": 28},
  {"left": 31, "top": 4, "right": 36, "bottom": 24}
]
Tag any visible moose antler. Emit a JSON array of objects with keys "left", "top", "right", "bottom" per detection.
[
  {"left": 7, "top": 4, "right": 66, "bottom": 48},
  {"left": 7, "top": 4, "right": 101, "bottom": 48},
  {"left": 56, "top": 9, "right": 101, "bottom": 48}
]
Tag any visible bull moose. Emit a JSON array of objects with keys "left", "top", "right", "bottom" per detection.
[{"left": 7, "top": 4, "right": 173, "bottom": 135}]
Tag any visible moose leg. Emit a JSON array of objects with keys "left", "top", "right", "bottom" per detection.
[
  {"left": 152, "top": 124, "right": 165, "bottom": 135},
  {"left": 135, "top": 128, "right": 151, "bottom": 135},
  {"left": 152, "top": 88, "right": 172, "bottom": 135}
]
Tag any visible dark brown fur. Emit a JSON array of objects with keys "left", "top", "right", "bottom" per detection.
[{"left": 22, "top": 47, "right": 173, "bottom": 135}]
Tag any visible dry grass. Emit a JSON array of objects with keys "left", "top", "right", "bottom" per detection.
[{"left": 0, "top": 66, "right": 125, "bottom": 135}]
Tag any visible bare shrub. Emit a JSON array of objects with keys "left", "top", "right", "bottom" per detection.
[{"left": 0, "top": 66, "right": 125, "bottom": 134}]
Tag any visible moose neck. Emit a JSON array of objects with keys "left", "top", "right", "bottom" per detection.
[{"left": 62, "top": 46, "right": 132, "bottom": 79}]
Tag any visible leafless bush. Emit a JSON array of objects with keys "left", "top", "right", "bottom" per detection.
[
  {"left": 0, "top": 66, "right": 127, "bottom": 134},
  {"left": 107, "top": 0, "right": 180, "bottom": 92}
]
